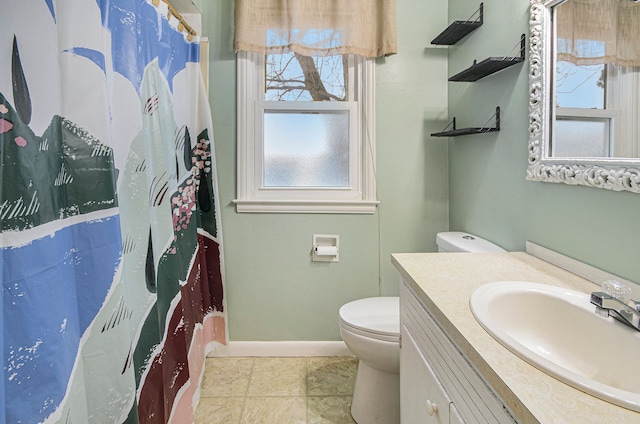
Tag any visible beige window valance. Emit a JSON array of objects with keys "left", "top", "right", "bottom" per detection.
[
  {"left": 556, "top": 0, "right": 640, "bottom": 67},
  {"left": 234, "top": 0, "right": 397, "bottom": 58}
]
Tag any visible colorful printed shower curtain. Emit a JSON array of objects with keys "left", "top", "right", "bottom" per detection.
[{"left": 1, "top": 1, "right": 226, "bottom": 423}]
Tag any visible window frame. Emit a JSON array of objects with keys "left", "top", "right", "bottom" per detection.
[{"left": 235, "top": 51, "right": 377, "bottom": 213}]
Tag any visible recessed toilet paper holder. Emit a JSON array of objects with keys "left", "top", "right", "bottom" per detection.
[{"left": 312, "top": 234, "right": 339, "bottom": 262}]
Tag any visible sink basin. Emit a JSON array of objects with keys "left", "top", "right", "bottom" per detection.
[{"left": 470, "top": 281, "right": 640, "bottom": 412}]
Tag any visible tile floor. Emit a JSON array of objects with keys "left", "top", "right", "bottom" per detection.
[{"left": 195, "top": 356, "right": 358, "bottom": 424}]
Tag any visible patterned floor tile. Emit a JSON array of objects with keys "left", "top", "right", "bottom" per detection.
[
  {"left": 195, "top": 356, "right": 359, "bottom": 423},
  {"left": 247, "top": 357, "right": 307, "bottom": 397}
]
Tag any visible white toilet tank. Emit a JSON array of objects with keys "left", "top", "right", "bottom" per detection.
[{"left": 436, "top": 231, "right": 505, "bottom": 253}]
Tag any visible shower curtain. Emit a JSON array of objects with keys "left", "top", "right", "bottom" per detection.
[{"left": 1, "top": 1, "right": 226, "bottom": 423}]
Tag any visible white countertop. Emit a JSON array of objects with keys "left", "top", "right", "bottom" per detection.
[{"left": 391, "top": 252, "right": 640, "bottom": 424}]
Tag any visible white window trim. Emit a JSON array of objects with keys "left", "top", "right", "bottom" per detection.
[{"left": 235, "top": 51, "right": 378, "bottom": 214}]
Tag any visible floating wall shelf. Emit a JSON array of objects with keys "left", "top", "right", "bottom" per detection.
[
  {"left": 431, "top": 3, "right": 483, "bottom": 45},
  {"left": 431, "top": 107, "right": 500, "bottom": 137},
  {"left": 449, "top": 34, "right": 526, "bottom": 82}
]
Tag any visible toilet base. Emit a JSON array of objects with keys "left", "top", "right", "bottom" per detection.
[{"left": 351, "top": 360, "right": 400, "bottom": 424}]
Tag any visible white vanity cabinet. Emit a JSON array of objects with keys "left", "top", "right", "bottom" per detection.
[{"left": 400, "top": 279, "right": 516, "bottom": 424}]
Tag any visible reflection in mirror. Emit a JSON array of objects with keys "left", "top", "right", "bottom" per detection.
[
  {"left": 527, "top": 0, "right": 640, "bottom": 193},
  {"left": 552, "top": 0, "right": 640, "bottom": 159}
]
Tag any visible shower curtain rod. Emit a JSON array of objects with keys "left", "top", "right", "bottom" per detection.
[{"left": 151, "top": 0, "right": 198, "bottom": 40}]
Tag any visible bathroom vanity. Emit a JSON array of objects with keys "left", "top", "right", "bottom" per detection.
[
  {"left": 400, "top": 280, "right": 515, "bottom": 423},
  {"left": 392, "top": 250, "right": 640, "bottom": 423}
]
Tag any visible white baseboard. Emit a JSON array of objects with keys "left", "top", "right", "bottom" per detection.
[{"left": 209, "top": 341, "right": 353, "bottom": 357}]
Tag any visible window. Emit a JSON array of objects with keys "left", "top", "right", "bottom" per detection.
[
  {"left": 553, "top": 61, "right": 639, "bottom": 158},
  {"left": 551, "top": 0, "right": 640, "bottom": 159},
  {"left": 235, "top": 51, "right": 377, "bottom": 213}
]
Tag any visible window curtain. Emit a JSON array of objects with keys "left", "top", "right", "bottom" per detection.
[
  {"left": 234, "top": 0, "right": 397, "bottom": 58},
  {"left": 556, "top": 0, "right": 640, "bottom": 67},
  {"left": 1, "top": 0, "right": 226, "bottom": 422}
]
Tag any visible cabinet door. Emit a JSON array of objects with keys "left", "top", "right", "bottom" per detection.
[{"left": 401, "top": 326, "right": 464, "bottom": 424}]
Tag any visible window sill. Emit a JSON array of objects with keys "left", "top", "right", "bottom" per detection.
[{"left": 233, "top": 199, "right": 379, "bottom": 214}]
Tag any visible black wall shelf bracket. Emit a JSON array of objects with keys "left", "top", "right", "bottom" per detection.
[
  {"left": 431, "top": 107, "right": 501, "bottom": 137},
  {"left": 448, "top": 34, "right": 526, "bottom": 82},
  {"left": 431, "top": 3, "right": 483, "bottom": 45}
]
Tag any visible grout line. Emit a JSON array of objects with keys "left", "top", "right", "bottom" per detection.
[
  {"left": 305, "top": 358, "right": 310, "bottom": 423},
  {"left": 237, "top": 358, "right": 255, "bottom": 423}
]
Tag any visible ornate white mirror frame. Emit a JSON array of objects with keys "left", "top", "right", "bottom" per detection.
[{"left": 527, "top": 0, "right": 640, "bottom": 193}]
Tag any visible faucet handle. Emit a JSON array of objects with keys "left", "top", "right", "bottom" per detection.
[{"left": 601, "top": 280, "right": 632, "bottom": 303}]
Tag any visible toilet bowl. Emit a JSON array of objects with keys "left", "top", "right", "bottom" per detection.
[
  {"left": 339, "top": 296, "right": 400, "bottom": 424},
  {"left": 339, "top": 231, "right": 505, "bottom": 424}
]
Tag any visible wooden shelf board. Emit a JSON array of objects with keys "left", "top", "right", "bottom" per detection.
[
  {"left": 431, "top": 21, "right": 482, "bottom": 45},
  {"left": 448, "top": 57, "right": 524, "bottom": 82}
]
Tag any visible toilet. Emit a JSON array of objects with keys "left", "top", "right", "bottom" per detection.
[{"left": 339, "top": 231, "right": 505, "bottom": 424}]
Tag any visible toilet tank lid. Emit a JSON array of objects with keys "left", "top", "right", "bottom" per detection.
[{"left": 436, "top": 231, "right": 506, "bottom": 253}]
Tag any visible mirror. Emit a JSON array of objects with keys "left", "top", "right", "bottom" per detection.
[{"left": 528, "top": 0, "right": 640, "bottom": 193}]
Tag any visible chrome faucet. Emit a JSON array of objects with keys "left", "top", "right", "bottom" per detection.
[{"left": 590, "top": 280, "right": 640, "bottom": 331}]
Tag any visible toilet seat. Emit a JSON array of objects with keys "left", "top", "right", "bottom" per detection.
[{"left": 339, "top": 297, "right": 399, "bottom": 342}]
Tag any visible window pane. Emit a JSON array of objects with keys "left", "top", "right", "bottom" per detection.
[
  {"left": 555, "top": 61, "right": 605, "bottom": 109},
  {"left": 265, "top": 53, "right": 347, "bottom": 102},
  {"left": 553, "top": 117, "right": 610, "bottom": 157},
  {"left": 263, "top": 111, "right": 349, "bottom": 187}
]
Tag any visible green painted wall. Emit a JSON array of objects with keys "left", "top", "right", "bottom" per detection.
[
  {"left": 197, "top": 0, "right": 639, "bottom": 342},
  {"left": 200, "top": 0, "right": 449, "bottom": 341},
  {"left": 447, "top": 0, "right": 640, "bottom": 284}
]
